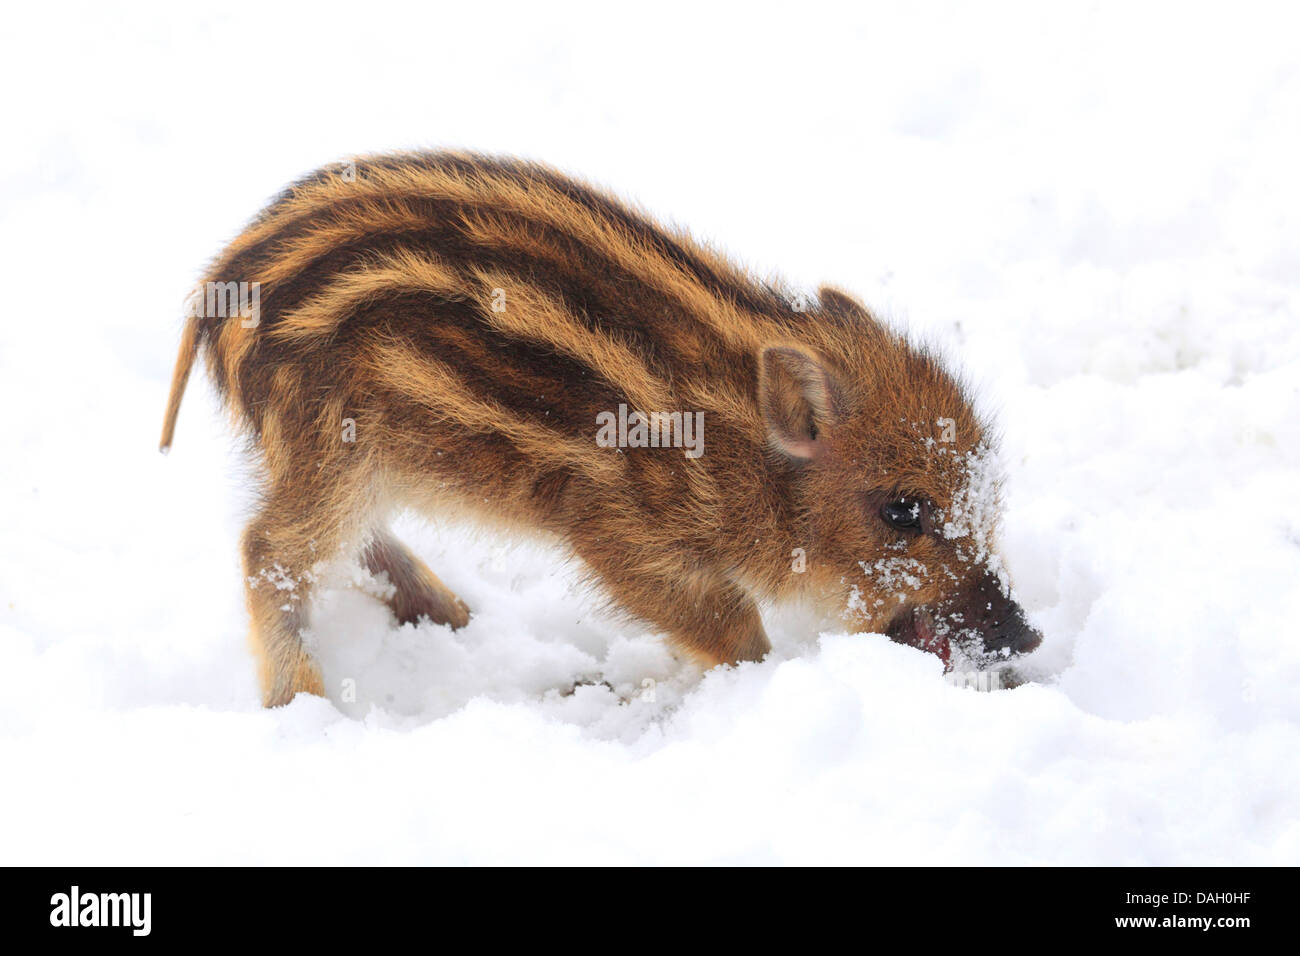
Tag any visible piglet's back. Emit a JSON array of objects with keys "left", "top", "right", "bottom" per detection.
[{"left": 165, "top": 154, "right": 858, "bottom": 507}]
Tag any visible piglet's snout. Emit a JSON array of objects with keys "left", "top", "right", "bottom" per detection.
[{"left": 969, "top": 573, "right": 1042, "bottom": 656}]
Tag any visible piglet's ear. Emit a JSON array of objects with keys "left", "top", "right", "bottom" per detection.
[
  {"left": 817, "top": 286, "right": 872, "bottom": 321},
  {"left": 758, "top": 344, "right": 843, "bottom": 460}
]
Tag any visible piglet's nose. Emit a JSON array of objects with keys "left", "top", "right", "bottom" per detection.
[
  {"left": 971, "top": 576, "right": 1042, "bottom": 655},
  {"left": 983, "top": 607, "right": 1042, "bottom": 655},
  {"left": 1008, "top": 622, "right": 1042, "bottom": 654}
]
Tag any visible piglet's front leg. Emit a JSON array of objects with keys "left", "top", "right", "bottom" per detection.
[{"left": 574, "top": 540, "right": 771, "bottom": 668}]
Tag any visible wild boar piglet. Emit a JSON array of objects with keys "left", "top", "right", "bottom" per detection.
[{"left": 160, "top": 151, "right": 1040, "bottom": 706}]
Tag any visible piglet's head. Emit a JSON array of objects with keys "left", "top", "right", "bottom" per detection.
[{"left": 757, "top": 289, "right": 1041, "bottom": 674}]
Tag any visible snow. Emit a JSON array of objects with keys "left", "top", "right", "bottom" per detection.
[{"left": 3, "top": 2, "right": 1299, "bottom": 864}]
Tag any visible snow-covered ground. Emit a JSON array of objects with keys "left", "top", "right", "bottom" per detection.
[{"left": 3, "top": 2, "right": 1298, "bottom": 864}]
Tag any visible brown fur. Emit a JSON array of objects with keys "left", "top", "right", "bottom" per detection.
[{"left": 161, "top": 150, "right": 1038, "bottom": 707}]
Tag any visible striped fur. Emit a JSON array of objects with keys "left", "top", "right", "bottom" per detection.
[{"left": 161, "top": 151, "right": 1038, "bottom": 706}]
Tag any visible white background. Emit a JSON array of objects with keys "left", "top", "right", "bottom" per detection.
[{"left": 2, "top": 1, "right": 1298, "bottom": 863}]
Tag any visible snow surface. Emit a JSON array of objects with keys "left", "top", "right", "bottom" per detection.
[{"left": 3, "top": 2, "right": 1299, "bottom": 864}]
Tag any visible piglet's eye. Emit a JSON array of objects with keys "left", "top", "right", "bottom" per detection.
[{"left": 881, "top": 499, "right": 923, "bottom": 531}]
